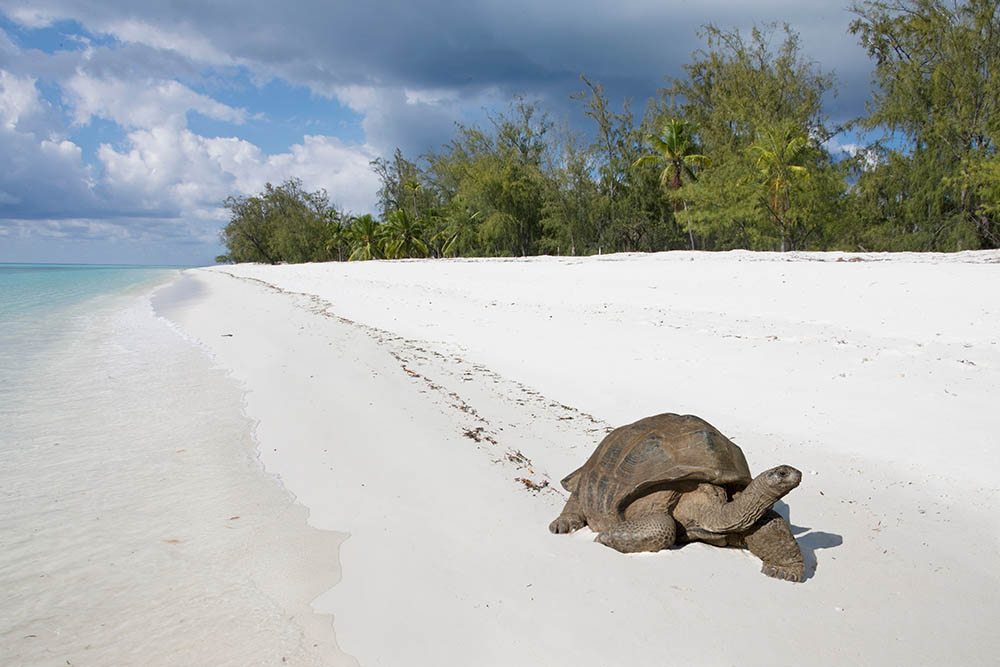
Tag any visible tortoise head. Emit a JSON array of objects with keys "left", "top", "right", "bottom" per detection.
[{"left": 759, "top": 465, "right": 802, "bottom": 500}]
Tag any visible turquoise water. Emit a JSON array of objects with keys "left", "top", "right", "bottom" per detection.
[
  {"left": 0, "top": 263, "right": 181, "bottom": 319},
  {"left": 0, "top": 264, "right": 340, "bottom": 664},
  {"left": 0, "top": 264, "right": 179, "bottom": 385}
]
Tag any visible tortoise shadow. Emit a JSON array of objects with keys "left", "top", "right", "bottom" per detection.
[{"left": 774, "top": 500, "right": 843, "bottom": 582}]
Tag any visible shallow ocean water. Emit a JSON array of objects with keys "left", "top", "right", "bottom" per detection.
[{"left": 0, "top": 266, "right": 344, "bottom": 666}]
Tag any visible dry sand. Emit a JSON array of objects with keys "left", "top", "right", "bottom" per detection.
[{"left": 161, "top": 250, "right": 1000, "bottom": 666}]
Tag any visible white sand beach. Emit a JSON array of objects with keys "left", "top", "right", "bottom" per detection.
[{"left": 156, "top": 250, "right": 999, "bottom": 666}]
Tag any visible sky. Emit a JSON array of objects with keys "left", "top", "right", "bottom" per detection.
[{"left": 0, "top": 0, "right": 875, "bottom": 265}]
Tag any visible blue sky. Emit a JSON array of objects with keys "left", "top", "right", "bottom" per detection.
[{"left": 0, "top": 1, "right": 874, "bottom": 265}]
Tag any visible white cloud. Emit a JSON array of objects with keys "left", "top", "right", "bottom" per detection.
[
  {"left": 0, "top": 65, "right": 379, "bottom": 244},
  {"left": 334, "top": 85, "right": 381, "bottom": 114},
  {"left": 0, "top": 26, "right": 18, "bottom": 54},
  {"left": 101, "top": 18, "right": 236, "bottom": 65},
  {"left": 333, "top": 83, "right": 503, "bottom": 155},
  {"left": 7, "top": 217, "right": 134, "bottom": 240},
  {"left": 260, "top": 135, "right": 381, "bottom": 213},
  {"left": 823, "top": 137, "right": 881, "bottom": 170},
  {"left": 0, "top": 68, "right": 100, "bottom": 219},
  {"left": 96, "top": 126, "right": 380, "bottom": 219},
  {"left": 2, "top": 6, "right": 59, "bottom": 29},
  {"left": 0, "top": 70, "right": 42, "bottom": 129},
  {"left": 64, "top": 73, "right": 246, "bottom": 129},
  {"left": 41, "top": 136, "right": 84, "bottom": 161},
  {"left": 403, "top": 87, "right": 459, "bottom": 106}
]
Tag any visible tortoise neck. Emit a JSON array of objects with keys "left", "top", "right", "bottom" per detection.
[{"left": 694, "top": 475, "right": 785, "bottom": 534}]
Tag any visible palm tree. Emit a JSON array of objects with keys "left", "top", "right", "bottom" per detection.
[
  {"left": 382, "top": 209, "right": 429, "bottom": 259},
  {"left": 633, "top": 119, "right": 710, "bottom": 250},
  {"left": 324, "top": 209, "right": 351, "bottom": 261},
  {"left": 432, "top": 205, "right": 480, "bottom": 257},
  {"left": 748, "top": 122, "right": 813, "bottom": 251},
  {"left": 401, "top": 178, "right": 422, "bottom": 219},
  {"left": 347, "top": 214, "right": 384, "bottom": 261}
]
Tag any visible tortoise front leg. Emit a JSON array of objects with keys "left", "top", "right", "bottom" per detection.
[
  {"left": 549, "top": 492, "right": 587, "bottom": 534},
  {"left": 741, "top": 509, "right": 804, "bottom": 582},
  {"left": 595, "top": 512, "right": 676, "bottom": 553}
]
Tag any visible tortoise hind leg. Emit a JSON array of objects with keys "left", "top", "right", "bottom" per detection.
[
  {"left": 739, "top": 509, "right": 804, "bottom": 582},
  {"left": 549, "top": 493, "right": 587, "bottom": 534},
  {"left": 595, "top": 512, "right": 676, "bottom": 553}
]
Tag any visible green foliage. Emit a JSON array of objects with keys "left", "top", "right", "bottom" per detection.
[
  {"left": 218, "top": 10, "right": 998, "bottom": 261},
  {"left": 670, "top": 24, "right": 836, "bottom": 148},
  {"left": 370, "top": 149, "right": 436, "bottom": 222},
  {"left": 958, "top": 155, "right": 1000, "bottom": 220},
  {"left": 848, "top": 0, "right": 1000, "bottom": 248},
  {"left": 347, "top": 214, "right": 384, "bottom": 261},
  {"left": 539, "top": 128, "right": 601, "bottom": 255},
  {"left": 324, "top": 212, "right": 352, "bottom": 262},
  {"left": 433, "top": 200, "right": 483, "bottom": 257},
  {"left": 665, "top": 24, "right": 844, "bottom": 250},
  {"left": 382, "top": 209, "right": 430, "bottom": 259},
  {"left": 633, "top": 119, "right": 710, "bottom": 189},
  {"left": 424, "top": 98, "right": 551, "bottom": 256},
  {"left": 632, "top": 119, "right": 710, "bottom": 249},
  {"left": 746, "top": 121, "right": 818, "bottom": 250},
  {"left": 220, "top": 178, "right": 337, "bottom": 264},
  {"left": 570, "top": 77, "right": 684, "bottom": 253},
  {"left": 220, "top": 191, "right": 276, "bottom": 264},
  {"left": 846, "top": 145, "right": 981, "bottom": 250}
]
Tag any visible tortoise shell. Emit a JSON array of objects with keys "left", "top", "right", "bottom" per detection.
[{"left": 563, "top": 413, "right": 752, "bottom": 520}]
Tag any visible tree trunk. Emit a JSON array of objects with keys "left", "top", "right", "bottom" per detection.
[{"left": 681, "top": 200, "right": 695, "bottom": 250}]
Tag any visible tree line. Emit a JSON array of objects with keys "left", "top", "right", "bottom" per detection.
[{"left": 217, "top": 0, "right": 1000, "bottom": 264}]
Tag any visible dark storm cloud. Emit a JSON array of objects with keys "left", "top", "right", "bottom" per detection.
[
  {"left": 3, "top": 0, "right": 873, "bottom": 124},
  {"left": 0, "top": 38, "right": 200, "bottom": 85}
]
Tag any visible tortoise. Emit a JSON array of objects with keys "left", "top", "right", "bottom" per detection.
[{"left": 549, "top": 413, "right": 805, "bottom": 582}]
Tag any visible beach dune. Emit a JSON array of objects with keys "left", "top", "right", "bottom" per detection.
[{"left": 162, "top": 250, "right": 1000, "bottom": 666}]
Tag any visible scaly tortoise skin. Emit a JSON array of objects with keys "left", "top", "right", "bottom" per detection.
[{"left": 549, "top": 413, "right": 805, "bottom": 582}]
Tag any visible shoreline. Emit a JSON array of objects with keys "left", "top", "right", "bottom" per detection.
[
  {"left": 163, "top": 251, "right": 998, "bottom": 665},
  {"left": 153, "top": 274, "right": 357, "bottom": 666},
  {"left": 1, "top": 271, "right": 354, "bottom": 666}
]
